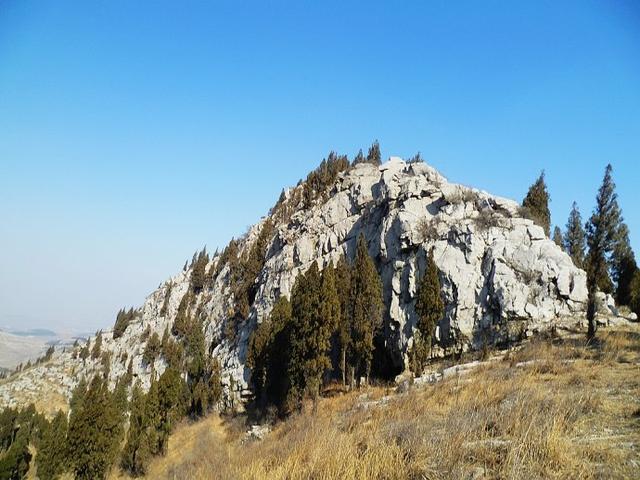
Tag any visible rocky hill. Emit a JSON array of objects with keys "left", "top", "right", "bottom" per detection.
[{"left": 1, "top": 157, "right": 610, "bottom": 412}]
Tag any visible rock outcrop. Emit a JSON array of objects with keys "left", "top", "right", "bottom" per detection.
[{"left": 0, "top": 158, "right": 595, "bottom": 410}]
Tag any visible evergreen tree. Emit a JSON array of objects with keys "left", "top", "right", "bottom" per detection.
[
  {"left": 113, "top": 374, "right": 129, "bottom": 415},
  {"left": 231, "top": 220, "right": 274, "bottom": 319},
  {"left": 0, "top": 418, "right": 31, "bottom": 480},
  {"left": 37, "top": 410, "right": 68, "bottom": 480},
  {"left": 120, "top": 384, "right": 151, "bottom": 476},
  {"left": 585, "top": 164, "right": 622, "bottom": 339},
  {"left": 0, "top": 405, "right": 42, "bottom": 480},
  {"left": 160, "top": 282, "right": 173, "bottom": 317},
  {"left": 564, "top": 201, "right": 586, "bottom": 268},
  {"left": 190, "top": 247, "right": 209, "bottom": 294},
  {"left": 0, "top": 407, "right": 18, "bottom": 453},
  {"left": 629, "top": 270, "right": 640, "bottom": 317},
  {"left": 91, "top": 332, "right": 103, "bottom": 360},
  {"left": 101, "top": 350, "right": 112, "bottom": 378},
  {"left": 162, "top": 337, "right": 184, "bottom": 371},
  {"left": 522, "top": 171, "right": 551, "bottom": 236},
  {"left": 349, "top": 235, "right": 383, "bottom": 385},
  {"left": 334, "top": 255, "right": 352, "bottom": 386},
  {"left": 307, "top": 263, "right": 340, "bottom": 398},
  {"left": 125, "top": 359, "right": 134, "bottom": 385},
  {"left": 611, "top": 223, "right": 637, "bottom": 306},
  {"left": 352, "top": 149, "right": 365, "bottom": 165},
  {"left": 156, "top": 367, "right": 187, "bottom": 454},
  {"left": 79, "top": 342, "right": 90, "bottom": 362},
  {"left": 243, "top": 220, "right": 274, "bottom": 308},
  {"left": 43, "top": 345, "right": 55, "bottom": 361},
  {"left": 143, "top": 332, "right": 161, "bottom": 366},
  {"left": 288, "top": 262, "right": 325, "bottom": 405},
  {"left": 407, "top": 152, "right": 423, "bottom": 164},
  {"left": 67, "top": 376, "right": 123, "bottom": 480},
  {"left": 113, "top": 308, "right": 136, "bottom": 339},
  {"left": 184, "top": 319, "right": 222, "bottom": 417},
  {"left": 410, "top": 249, "right": 444, "bottom": 375},
  {"left": 366, "top": 140, "right": 381, "bottom": 165},
  {"left": 161, "top": 327, "right": 170, "bottom": 350},
  {"left": 145, "top": 378, "right": 162, "bottom": 455},
  {"left": 552, "top": 226, "right": 563, "bottom": 248},
  {"left": 69, "top": 377, "right": 87, "bottom": 414},
  {"left": 247, "top": 297, "right": 292, "bottom": 411}
]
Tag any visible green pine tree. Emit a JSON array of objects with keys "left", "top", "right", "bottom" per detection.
[
  {"left": 91, "top": 331, "right": 103, "bottom": 360},
  {"left": 0, "top": 416, "right": 32, "bottom": 480},
  {"left": 349, "top": 235, "right": 383, "bottom": 386},
  {"left": 586, "top": 164, "right": 622, "bottom": 339},
  {"left": 157, "top": 367, "right": 187, "bottom": 454},
  {"left": 552, "top": 226, "right": 563, "bottom": 248},
  {"left": 352, "top": 149, "right": 365, "bottom": 165},
  {"left": 289, "top": 262, "right": 326, "bottom": 404},
  {"left": 190, "top": 247, "right": 209, "bottom": 294},
  {"left": 334, "top": 255, "right": 352, "bottom": 386},
  {"left": 564, "top": 201, "right": 586, "bottom": 268},
  {"left": 143, "top": 332, "right": 162, "bottom": 366},
  {"left": 160, "top": 282, "right": 173, "bottom": 317},
  {"left": 69, "top": 377, "right": 87, "bottom": 414},
  {"left": 113, "top": 308, "right": 136, "bottom": 339},
  {"left": 316, "top": 263, "right": 340, "bottom": 391},
  {"left": 36, "top": 410, "right": 68, "bottom": 480},
  {"left": 410, "top": 249, "right": 444, "bottom": 375},
  {"left": 611, "top": 223, "right": 637, "bottom": 306},
  {"left": 407, "top": 152, "right": 424, "bottom": 164},
  {"left": 67, "top": 376, "right": 123, "bottom": 480},
  {"left": 522, "top": 171, "right": 551, "bottom": 236},
  {"left": 629, "top": 270, "right": 640, "bottom": 317},
  {"left": 120, "top": 383, "right": 151, "bottom": 476},
  {"left": 234, "top": 220, "right": 274, "bottom": 319},
  {"left": 366, "top": 140, "right": 381, "bottom": 165},
  {"left": 247, "top": 296, "right": 292, "bottom": 412}
]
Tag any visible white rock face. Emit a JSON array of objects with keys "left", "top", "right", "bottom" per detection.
[{"left": 0, "top": 158, "right": 590, "bottom": 409}]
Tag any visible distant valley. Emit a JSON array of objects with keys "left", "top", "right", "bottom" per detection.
[{"left": 0, "top": 328, "right": 83, "bottom": 371}]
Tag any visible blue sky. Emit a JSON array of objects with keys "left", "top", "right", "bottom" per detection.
[{"left": 1, "top": 1, "right": 639, "bottom": 332}]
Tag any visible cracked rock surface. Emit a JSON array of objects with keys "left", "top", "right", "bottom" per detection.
[{"left": 1, "top": 158, "right": 597, "bottom": 409}]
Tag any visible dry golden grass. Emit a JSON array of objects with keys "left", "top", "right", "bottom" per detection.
[{"left": 121, "top": 326, "right": 640, "bottom": 480}]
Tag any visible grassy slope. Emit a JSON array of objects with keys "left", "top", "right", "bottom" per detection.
[{"left": 115, "top": 326, "right": 640, "bottom": 479}]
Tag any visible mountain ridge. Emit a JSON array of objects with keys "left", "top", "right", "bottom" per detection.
[{"left": 0, "top": 156, "right": 606, "bottom": 413}]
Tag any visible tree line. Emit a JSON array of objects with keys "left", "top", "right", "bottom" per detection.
[
  {"left": 1, "top": 151, "right": 636, "bottom": 478},
  {"left": 247, "top": 235, "right": 384, "bottom": 416},
  {"left": 0, "top": 305, "right": 223, "bottom": 479},
  {"left": 521, "top": 165, "right": 639, "bottom": 338},
  {"left": 247, "top": 235, "right": 446, "bottom": 416}
]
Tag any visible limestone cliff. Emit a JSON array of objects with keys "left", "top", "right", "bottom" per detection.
[{"left": 0, "top": 158, "right": 593, "bottom": 411}]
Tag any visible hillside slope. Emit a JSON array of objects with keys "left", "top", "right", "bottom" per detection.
[
  {"left": 0, "top": 157, "right": 604, "bottom": 410},
  {"left": 113, "top": 326, "right": 640, "bottom": 480}
]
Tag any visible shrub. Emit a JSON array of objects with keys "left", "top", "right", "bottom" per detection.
[
  {"left": 474, "top": 209, "right": 502, "bottom": 231},
  {"left": 418, "top": 217, "right": 445, "bottom": 242}
]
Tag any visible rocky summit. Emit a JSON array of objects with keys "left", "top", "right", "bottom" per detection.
[{"left": 0, "top": 157, "right": 609, "bottom": 410}]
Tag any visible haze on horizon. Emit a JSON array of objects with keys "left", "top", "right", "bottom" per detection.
[{"left": 1, "top": 1, "right": 639, "bottom": 333}]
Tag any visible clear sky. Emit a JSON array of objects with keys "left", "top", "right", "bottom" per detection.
[{"left": 1, "top": 1, "right": 639, "bottom": 333}]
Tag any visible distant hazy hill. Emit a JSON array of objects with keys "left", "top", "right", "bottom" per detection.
[
  {"left": 7, "top": 328, "right": 57, "bottom": 337},
  {"left": 0, "top": 330, "right": 51, "bottom": 370}
]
